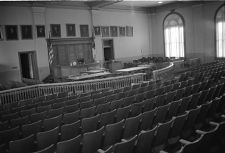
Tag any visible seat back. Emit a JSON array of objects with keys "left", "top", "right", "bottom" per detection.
[
  {"left": 9, "top": 134, "right": 35, "bottom": 153},
  {"left": 56, "top": 134, "right": 81, "bottom": 153},
  {"left": 130, "top": 103, "right": 142, "bottom": 117},
  {"left": 154, "top": 103, "right": 170, "bottom": 125},
  {"left": 153, "top": 119, "right": 173, "bottom": 148},
  {"left": 0, "top": 126, "right": 20, "bottom": 144},
  {"left": 63, "top": 110, "right": 80, "bottom": 124},
  {"left": 80, "top": 106, "right": 96, "bottom": 118},
  {"left": 116, "top": 105, "right": 131, "bottom": 122},
  {"left": 135, "top": 126, "right": 157, "bottom": 153},
  {"left": 167, "top": 100, "right": 180, "bottom": 120},
  {"left": 99, "top": 109, "right": 116, "bottom": 127},
  {"left": 47, "top": 107, "right": 64, "bottom": 118},
  {"left": 104, "top": 119, "right": 125, "bottom": 148},
  {"left": 169, "top": 112, "right": 188, "bottom": 139},
  {"left": 64, "top": 103, "right": 79, "bottom": 113},
  {"left": 140, "top": 108, "right": 156, "bottom": 130},
  {"left": 32, "top": 144, "right": 55, "bottom": 153},
  {"left": 11, "top": 115, "right": 30, "bottom": 127},
  {"left": 82, "top": 126, "right": 104, "bottom": 153},
  {"left": 37, "top": 126, "right": 59, "bottom": 150},
  {"left": 113, "top": 135, "right": 137, "bottom": 153},
  {"left": 123, "top": 114, "right": 141, "bottom": 139},
  {"left": 61, "top": 120, "right": 81, "bottom": 141},
  {"left": 141, "top": 98, "right": 155, "bottom": 112},
  {"left": 43, "top": 114, "right": 62, "bottom": 131},
  {"left": 80, "top": 100, "right": 94, "bottom": 109},
  {"left": 22, "top": 120, "right": 42, "bottom": 137},
  {"left": 110, "top": 99, "right": 124, "bottom": 110},
  {"left": 82, "top": 114, "right": 100, "bottom": 133},
  {"left": 96, "top": 102, "right": 110, "bottom": 114},
  {"left": 30, "top": 111, "right": 47, "bottom": 123},
  {"left": 178, "top": 96, "right": 191, "bottom": 115}
]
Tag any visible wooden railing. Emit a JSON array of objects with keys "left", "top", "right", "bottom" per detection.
[
  {"left": 152, "top": 62, "right": 174, "bottom": 80},
  {"left": 0, "top": 73, "right": 145, "bottom": 105}
]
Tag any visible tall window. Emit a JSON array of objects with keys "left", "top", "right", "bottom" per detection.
[
  {"left": 216, "top": 5, "right": 225, "bottom": 57},
  {"left": 164, "top": 13, "right": 184, "bottom": 58}
]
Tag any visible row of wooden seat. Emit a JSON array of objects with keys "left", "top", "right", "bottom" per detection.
[
  {"left": 4, "top": 91, "right": 225, "bottom": 153},
  {"left": 0, "top": 78, "right": 217, "bottom": 134},
  {"left": 1, "top": 76, "right": 223, "bottom": 152}
]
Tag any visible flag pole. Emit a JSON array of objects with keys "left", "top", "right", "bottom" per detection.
[{"left": 47, "top": 31, "right": 54, "bottom": 80}]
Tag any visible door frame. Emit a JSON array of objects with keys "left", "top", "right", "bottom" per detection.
[
  {"left": 102, "top": 38, "right": 115, "bottom": 61},
  {"left": 18, "top": 50, "right": 39, "bottom": 81}
]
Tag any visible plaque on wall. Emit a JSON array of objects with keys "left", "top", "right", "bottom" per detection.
[
  {"left": 119, "top": 26, "right": 125, "bottom": 37},
  {"left": 51, "top": 24, "right": 61, "bottom": 37},
  {"left": 101, "top": 26, "right": 109, "bottom": 37},
  {"left": 36, "top": 25, "right": 45, "bottom": 38},
  {"left": 110, "top": 26, "right": 118, "bottom": 37},
  {"left": 21, "top": 25, "right": 33, "bottom": 39},
  {"left": 94, "top": 26, "right": 101, "bottom": 36},
  {"left": 66, "top": 24, "right": 76, "bottom": 37},
  {"left": 126, "top": 26, "right": 133, "bottom": 37},
  {"left": 5, "top": 25, "right": 18, "bottom": 40},
  {"left": 80, "top": 25, "right": 89, "bottom": 37}
]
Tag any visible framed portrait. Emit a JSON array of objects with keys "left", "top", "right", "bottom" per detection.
[
  {"left": 119, "top": 26, "right": 125, "bottom": 37},
  {"left": 36, "top": 25, "right": 45, "bottom": 38},
  {"left": 101, "top": 26, "right": 109, "bottom": 37},
  {"left": 50, "top": 24, "right": 61, "bottom": 37},
  {"left": 21, "top": 25, "right": 33, "bottom": 39},
  {"left": 110, "top": 26, "right": 118, "bottom": 37},
  {"left": 80, "top": 25, "right": 89, "bottom": 37},
  {"left": 126, "top": 26, "right": 133, "bottom": 37},
  {"left": 66, "top": 24, "right": 76, "bottom": 36},
  {"left": 0, "top": 25, "right": 3, "bottom": 40},
  {"left": 5, "top": 25, "right": 18, "bottom": 40},
  {"left": 94, "top": 26, "right": 101, "bottom": 36}
]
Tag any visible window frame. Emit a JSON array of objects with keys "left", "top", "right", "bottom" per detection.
[{"left": 163, "top": 12, "right": 186, "bottom": 58}]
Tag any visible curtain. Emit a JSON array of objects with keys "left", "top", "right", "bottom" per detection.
[
  {"left": 216, "top": 6, "right": 225, "bottom": 57},
  {"left": 165, "top": 25, "right": 184, "bottom": 58}
]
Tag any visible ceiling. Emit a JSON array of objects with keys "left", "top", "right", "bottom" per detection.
[{"left": 0, "top": 0, "right": 215, "bottom": 10}]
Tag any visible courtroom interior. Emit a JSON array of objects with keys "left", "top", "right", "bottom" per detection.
[{"left": 0, "top": 0, "right": 225, "bottom": 153}]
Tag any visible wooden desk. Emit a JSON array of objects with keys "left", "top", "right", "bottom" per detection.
[
  {"left": 116, "top": 66, "right": 148, "bottom": 73},
  {"left": 68, "top": 72, "right": 111, "bottom": 81}
]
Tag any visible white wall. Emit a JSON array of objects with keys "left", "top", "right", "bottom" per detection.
[
  {"left": 93, "top": 9, "right": 151, "bottom": 62},
  {"left": 0, "top": 5, "right": 151, "bottom": 82},
  {"left": 149, "top": 2, "right": 223, "bottom": 63}
]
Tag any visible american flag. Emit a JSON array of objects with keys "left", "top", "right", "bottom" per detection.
[
  {"left": 47, "top": 32, "right": 54, "bottom": 65},
  {"left": 91, "top": 27, "right": 95, "bottom": 49}
]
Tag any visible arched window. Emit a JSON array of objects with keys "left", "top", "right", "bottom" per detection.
[
  {"left": 164, "top": 13, "right": 185, "bottom": 58},
  {"left": 216, "top": 5, "right": 225, "bottom": 57}
]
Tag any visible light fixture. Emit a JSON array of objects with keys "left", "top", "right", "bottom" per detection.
[{"left": 158, "top": 1, "right": 163, "bottom": 4}]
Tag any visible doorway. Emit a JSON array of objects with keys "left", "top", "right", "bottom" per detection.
[
  {"left": 18, "top": 51, "right": 39, "bottom": 81},
  {"left": 103, "top": 39, "right": 114, "bottom": 61}
]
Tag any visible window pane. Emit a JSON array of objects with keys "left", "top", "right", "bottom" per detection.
[{"left": 164, "top": 14, "right": 184, "bottom": 58}]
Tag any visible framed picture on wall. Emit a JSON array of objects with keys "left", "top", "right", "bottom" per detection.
[
  {"left": 119, "top": 26, "right": 125, "bottom": 37},
  {"left": 5, "top": 25, "right": 18, "bottom": 40},
  {"left": 36, "top": 25, "right": 45, "bottom": 38},
  {"left": 101, "top": 26, "right": 109, "bottom": 37},
  {"left": 50, "top": 24, "right": 61, "bottom": 37},
  {"left": 126, "top": 26, "right": 133, "bottom": 37},
  {"left": 80, "top": 25, "right": 89, "bottom": 37},
  {"left": 94, "top": 26, "right": 101, "bottom": 36},
  {"left": 0, "top": 25, "right": 3, "bottom": 40},
  {"left": 110, "top": 26, "right": 118, "bottom": 37},
  {"left": 21, "top": 25, "right": 33, "bottom": 39},
  {"left": 66, "top": 24, "right": 76, "bottom": 36}
]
